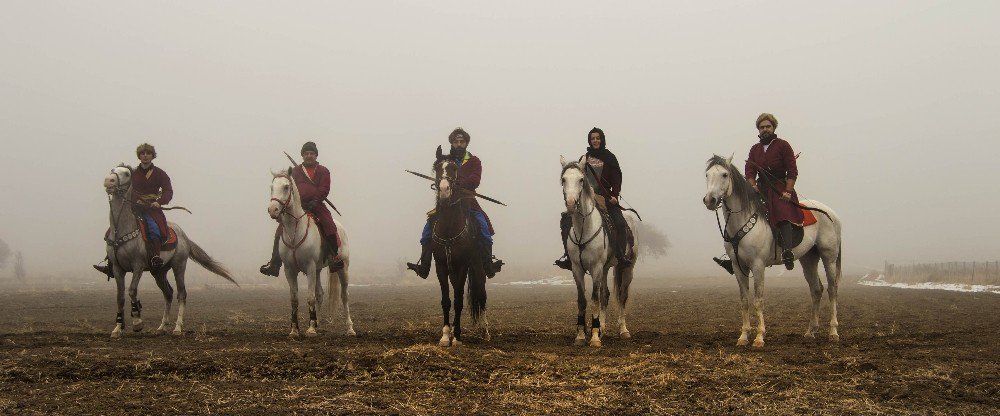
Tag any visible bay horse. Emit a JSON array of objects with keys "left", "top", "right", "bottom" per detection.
[
  {"left": 703, "top": 155, "right": 843, "bottom": 347},
  {"left": 430, "top": 145, "right": 489, "bottom": 347},
  {"left": 103, "top": 165, "right": 237, "bottom": 338},
  {"left": 268, "top": 168, "right": 355, "bottom": 337},
  {"left": 560, "top": 156, "right": 638, "bottom": 347}
]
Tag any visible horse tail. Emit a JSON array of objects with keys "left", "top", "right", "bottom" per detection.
[
  {"left": 468, "top": 266, "right": 487, "bottom": 325},
  {"left": 187, "top": 239, "right": 238, "bottom": 286}
]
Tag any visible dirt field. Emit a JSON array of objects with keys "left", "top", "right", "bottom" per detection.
[{"left": 1, "top": 277, "right": 998, "bottom": 415}]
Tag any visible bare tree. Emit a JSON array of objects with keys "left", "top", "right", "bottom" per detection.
[
  {"left": 0, "top": 238, "right": 10, "bottom": 269},
  {"left": 13, "top": 252, "right": 25, "bottom": 281},
  {"left": 636, "top": 222, "right": 670, "bottom": 259}
]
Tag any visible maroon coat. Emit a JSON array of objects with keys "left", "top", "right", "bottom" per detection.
[
  {"left": 293, "top": 164, "right": 337, "bottom": 239},
  {"left": 454, "top": 152, "right": 494, "bottom": 234},
  {"left": 131, "top": 163, "right": 173, "bottom": 238},
  {"left": 745, "top": 138, "right": 804, "bottom": 227}
]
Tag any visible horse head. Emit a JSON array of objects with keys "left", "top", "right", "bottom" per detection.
[
  {"left": 560, "top": 155, "right": 588, "bottom": 211},
  {"left": 105, "top": 164, "right": 133, "bottom": 196},
  {"left": 433, "top": 145, "right": 457, "bottom": 201},
  {"left": 268, "top": 168, "right": 296, "bottom": 219},
  {"left": 704, "top": 155, "right": 735, "bottom": 210}
]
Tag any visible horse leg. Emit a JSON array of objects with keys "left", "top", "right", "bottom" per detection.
[
  {"left": 823, "top": 251, "right": 841, "bottom": 342},
  {"left": 573, "top": 267, "right": 587, "bottom": 346},
  {"left": 735, "top": 267, "right": 752, "bottom": 346},
  {"left": 285, "top": 268, "right": 301, "bottom": 337},
  {"left": 589, "top": 262, "right": 606, "bottom": 348},
  {"left": 128, "top": 268, "right": 144, "bottom": 332},
  {"left": 751, "top": 264, "right": 767, "bottom": 348},
  {"left": 152, "top": 269, "right": 174, "bottom": 335},
  {"left": 305, "top": 265, "right": 320, "bottom": 337},
  {"left": 111, "top": 269, "right": 127, "bottom": 338},
  {"left": 598, "top": 265, "right": 612, "bottom": 342},
  {"left": 437, "top": 269, "right": 452, "bottom": 347},
  {"left": 172, "top": 261, "right": 188, "bottom": 336},
  {"left": 338, "top": 269, "right": 356, "bottom": 336},
  {"left": 450, "top": 268, "right": 466, "bottom": 347},
  {"left": 799, "top": 251, "right": 823, "bottom": 339}
]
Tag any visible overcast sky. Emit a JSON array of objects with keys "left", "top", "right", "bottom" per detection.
[{"left": 1, "top": 1, "right": 998, "bottom": 282}]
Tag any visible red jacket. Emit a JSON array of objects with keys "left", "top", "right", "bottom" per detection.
[
  {"left": 293, "top": 164, "right": 338, "bottom": 238},
  {"left": 130, "top": 163, "right": 173, "bottom": 237},
  {"left": 745, "top": 138, "right": 804, "bottom": 227},
  {"left": 455, "top": 152, "right": 494, "bottom": 234}
]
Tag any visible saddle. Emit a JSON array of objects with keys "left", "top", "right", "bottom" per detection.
[
  {"left": 103, "top": 224, "right": 177, "bottom": 252},
  {"left": 773, "top": 208, "right": 818, "bottom": 249},
  {"left": 596, "top": 204, "right": 635, "bottom": 262}
]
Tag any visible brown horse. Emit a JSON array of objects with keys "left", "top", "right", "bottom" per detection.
[{"left": 430, "top": 146, "right": 489, "bottom": 346}]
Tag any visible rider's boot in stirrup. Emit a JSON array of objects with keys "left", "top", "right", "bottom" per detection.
[
  {"left": 406, "top": 243, "right": 432, "bottom": 279},
  {"left": 327, "top": 235, "right": 344, "bottom": 272},
  {"left": 713, "top": 256, "right": 735, "bottom": 275},
  {"left": 93, "top": 256, "right": 114, "bottom": 280},
  {"left": 259, "top": 233, "right": 282, "bottom": 277},
  {"left": 553, "top": 212, "right": 572, "bottom": 270},
  {"left": 778, "top": 222, "right": 796, "bottom": 270}
]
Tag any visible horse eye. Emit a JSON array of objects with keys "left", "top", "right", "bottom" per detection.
[{"left": 722, "top": 173, "right": 728, "bottom": 178}]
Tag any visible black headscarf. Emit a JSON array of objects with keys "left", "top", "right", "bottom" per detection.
[
  {"left": 585, "top": 127, "right": 620, "bottom": 173},
  {"left": 758, "top": 132, "right": 777, "bottom": 146}
]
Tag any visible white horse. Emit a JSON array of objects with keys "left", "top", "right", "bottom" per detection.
[
  {"left": 103, "top": 165, "right": 237, "bottom": 338},
  {"left": 703, "top": 155, "right": 843, "bottom": 347},
  {"left": 267, "top": 168, "right": 355, "bottom": 337},
  {"left": 560, "top": 156, "right": 638, "bottom": 347}
]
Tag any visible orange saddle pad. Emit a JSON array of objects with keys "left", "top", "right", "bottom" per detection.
[
  {"left": 801, "top": 208, "right": 818, "bottom": 227},
  {"left": 138, "top": 222, "right": 178, "bottom": 248}
]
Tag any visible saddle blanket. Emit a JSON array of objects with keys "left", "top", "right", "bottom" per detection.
[{"left": 802, "top": 207, "right": 817, "bottom": 227}]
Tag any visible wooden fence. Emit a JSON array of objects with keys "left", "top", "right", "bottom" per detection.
[{"left": 884, "top": 261, "right": 1000, "bottom": 285}]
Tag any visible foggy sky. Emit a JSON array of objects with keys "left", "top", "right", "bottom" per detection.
[{"left": 1, "top": 1, "right": 998, "bottom": 282}]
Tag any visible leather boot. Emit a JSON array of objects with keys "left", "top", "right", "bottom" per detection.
[
  {"left": 327, "top": 235, "right": 344, "bottom": 272},
  {"left": 553, "top": 212, "right": 572, "bottom": 270},
  {"left": 713, "top": 256, "right": 735, "bottom": 275},
  {"left": 482, "top": 241, "right": 503, "bottom": 279},
  {"left": 778, "top": 222, "right": 795, "bottom": 270},
  {"left": 406, "top": 243, "right": 432, "bottom": 279},
  {"left": 93, "top": 256, "right": 114, "bottom": 280},
  {"left": 259, "top": 231, "right": 282, "bottom": 277},
  {"left": 149, "top": 239, "right": 163, "bottom": 270},
  {"left": 615, "top": 226, "right": 633, "bottom": 268}
]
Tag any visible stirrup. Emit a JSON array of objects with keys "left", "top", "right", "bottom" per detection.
[
  {"left": 406, "top": 261, "right": 430, "bottom": 279},
  {"left": 713, "top": 256, "right": 735, "bottom": 275},
  {"left": 150, "top": 256, "right": 164, "bottom": 270},
  {"left": 329, "top": 255, "right": 345, "bottom": 272},
  {"left": 93, "top": 263, "right": 114, "bottom": 280},
  {"left": 782, "top": 250, "right": 795, "bottom": 270}
]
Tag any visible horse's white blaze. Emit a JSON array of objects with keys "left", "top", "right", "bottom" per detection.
[{"left": 438, "top": 160, "right": 453, "bottom": 200}]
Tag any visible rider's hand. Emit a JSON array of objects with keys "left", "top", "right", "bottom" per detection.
[
  {"left": 150, "top": 202, "right": 160, "bottom": 208},
  {"left": 781, "top": 192, "right": 792, "bottom": 201},
  {"left": 752, "top": 184, "right": 760, "bottom": 193},
  {"left": 609, "top": 196, "right": 619, "bottom": 205}
]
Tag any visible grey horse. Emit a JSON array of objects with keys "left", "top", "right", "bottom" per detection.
[{"left": 103, "top": 165, "right": 237, "bottom": 338}]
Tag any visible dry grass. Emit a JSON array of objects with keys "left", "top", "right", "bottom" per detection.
[{"left": 0, "top": 281, "right": 998, "bottom": 415}]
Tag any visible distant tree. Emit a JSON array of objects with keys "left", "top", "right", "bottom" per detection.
[
  {"left": 0, "top": 238, "right": 10, "bottom": 269},
  {"left": 13, "top": 252, "right": 25, "bottom": 281},
  {"left": 636, "top": 222, "right": 670, "bottom": 259}
]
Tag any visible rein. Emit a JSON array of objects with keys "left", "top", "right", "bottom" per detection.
[{"left": 272, "top": 185, "right": 314, "bottom": 271}]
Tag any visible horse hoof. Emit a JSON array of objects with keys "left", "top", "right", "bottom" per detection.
[
  {"left": 289, "top": 329, "right": 301, "bottom": 338},
  {"left": 620, "top": 330, "right": 632, "bottom": 339},
  {"left": 155, "top": 327, "right": 168, "bottom": 335},
  {"left": 305, "top": 328, "right": 318, "bottom": 337},
  {"left": 752, "top": 339, "right": 765, "bottom": 348},
  {"left": 736, "top": 338, "right": 749, "bottom": 347},
  {"left": 111, "top": 329, "right": 122, "bottom": 339},
  {"left": 829, "top": 333, "right": 840, "bottom": 343},
  {"left": 172, "top": 328, "right": 184, "bottom": 336},
  {"left": 132, "top": 320, "right": 144, "bottom": 332},
  {"left": 589, "top": 339, "right": 602, "bottom": 348},
  {"left": 483, "top": 332, "right": 491, "bottom": 342},
  {"left": 346, "top": 328, "right": 357, "bottom": 337},
  {"left": 451, "top": 339, "right": 461, "bottom": 347},
  {"left": 804, "top": 331, "right": 815, "bottom": 339},
  {"left": 439, "top": 338, "right": 451, "bottom": 347},
  {"left": 574, "top": 337, "right": 587, "bottom": 346}
]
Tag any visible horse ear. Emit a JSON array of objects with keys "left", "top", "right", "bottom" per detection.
[
  {"left": 726, "top": 154, "right": 734, "bottom": 166},
  {"left": 287, "top": 167, "right": 293, "bottom": 177},
  {"left": 435, "top": 145, "right": 443, "bottom": 160},
  {"left": 560, "top": 155, "right": 567, "bottom": 166}
]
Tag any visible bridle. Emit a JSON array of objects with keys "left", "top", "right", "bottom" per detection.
[
  {"left": 710, "top": 168, "right": 761, "bottom": 276},
  {"left": 271, "top": 176, "right": 313, "bottom": 271},
  {"left": 563, "top": 166, "right": 608, "bottom": 270},
  {"left": 105, "top": 167, "right": 141, "bottom": 278}
]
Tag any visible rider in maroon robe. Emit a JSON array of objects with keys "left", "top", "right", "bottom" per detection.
[
  {"left": 715, "top": 113, "right": 802, "bottom": 274},
  {"left": 259, "top": 141, "right": 342, "bottom": 277}
]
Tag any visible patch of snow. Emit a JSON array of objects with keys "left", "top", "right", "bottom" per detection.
[
  {"left": 503, "top": 276, "right": 576, "bottom": 286},
  {"left": 858, "top": 273, "right": 1000, "bottom": 294}
]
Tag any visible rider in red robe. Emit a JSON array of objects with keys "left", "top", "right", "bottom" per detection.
[{"left": 259, "top": 141, "right": 342, "bottom": 276}]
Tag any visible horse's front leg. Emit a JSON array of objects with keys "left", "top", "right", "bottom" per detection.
[
  {"left": 572, "top": 263, "right": 588, "bottom": 346},
  {"left": 285, "top": 267, "right": 301, "bottom": 337},
  {"left": 735, "top": 266, "right": 752, "bottom": 346},
  {"left": 450, "top": 267, "right": 467, "bottom": 347},
  {"left": 305, "top": 264, "right": 320, "bottom": 337},
  {"left": 589, "top": 261, "right": 607, "bottom": 348},
  {"left": 128, "top": 265, "right": 145, "bottom": 333},
  {"left": 437, "top": 264, "right": 453, "bottom": 347},
  {"left": 751, "top": 264, "right": 767, "bottom": 348},
  {"left": 823, "top": 256, "right": 841, "bottom": 342},
  {"left": 111, "top": 267, "right": 127, "bottom": 338}
]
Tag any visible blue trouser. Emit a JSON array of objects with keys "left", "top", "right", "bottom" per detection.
[
  {"left": 420, "top": 210, "right": 493, "bottom": 246},
  {"left": 143, "top": 213, "right": 163, "bottom": 242}
]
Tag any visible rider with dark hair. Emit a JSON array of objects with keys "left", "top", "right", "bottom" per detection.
[
  {"left": 259, "top": 141, "right": 342, "bottom": 276},
  {"left": 555, "top": 127, "right": 633, "bottom": 269},
  {"left": 407, "top": 128, "right": 504, "bottom": 279},
  {"left": 714, "top": 113, "right": 803, "bottom": 274}
]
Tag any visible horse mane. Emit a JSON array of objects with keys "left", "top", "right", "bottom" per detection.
[
  {"left": 116, "top": 163, "right": 133, "bottom": 174},
  {"left": 706, "top": 155, "right": 765, "bottom": 214}
]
